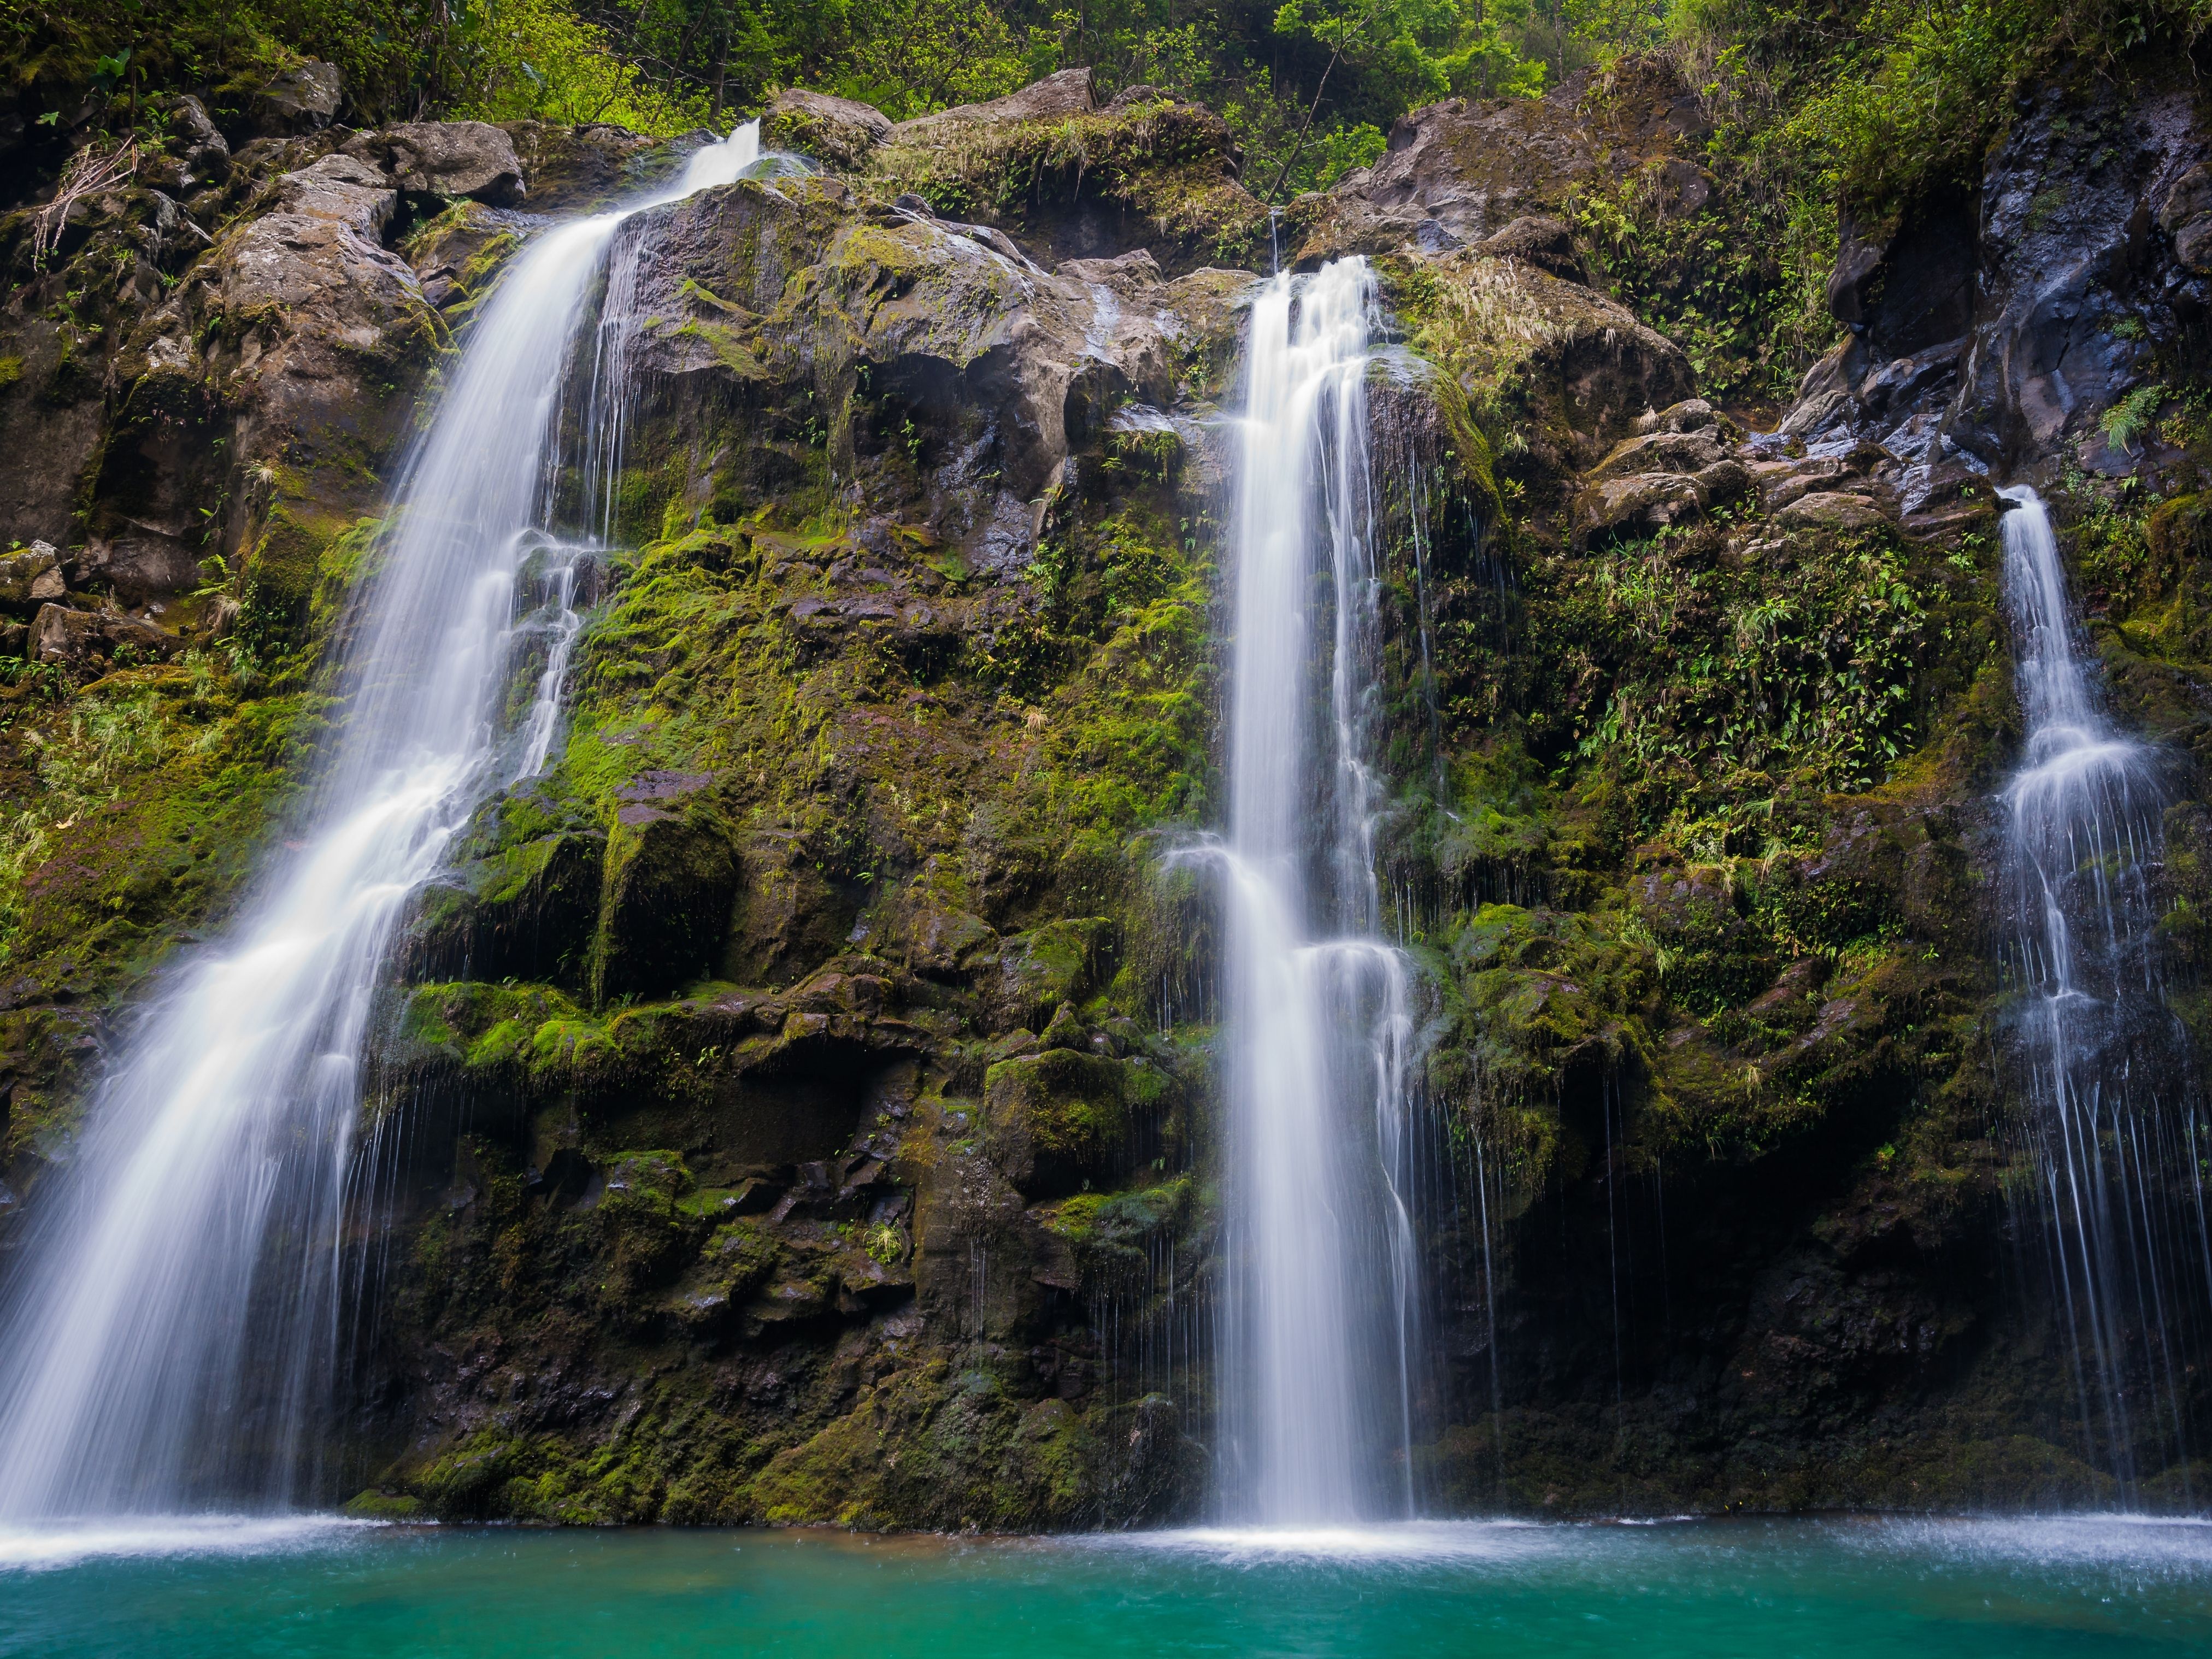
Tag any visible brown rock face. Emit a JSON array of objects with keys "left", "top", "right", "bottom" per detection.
[
  {"left": 1289, "top": 61, "right": 1710, "bottom": 266},
  {"left": 82, "top": 150, "right": 439, "bottom": 605}
]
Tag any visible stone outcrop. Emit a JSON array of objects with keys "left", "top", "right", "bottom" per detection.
[
  {"left": 343, "top": 123, "right": 527, "bottom": 205},
  {"left": 617, "top": 173, "right": 1247, "bottom": 570},
  {"left": 249, "top": 62, "right": 345, "bottom": 138},
  {"left": 85, "top": 150, "right": 440, "bottom": 604},
  {"left": 762, "top": 90, "right": 894, "bottom": 170},
  {"left": 1776, "top": 64, "right": 2212, "bottom": 505},
  {"left": 1284, "top": 58, "right": 1711, "bottom": 266},
  {"left": 890, "top": 66, "right": 1101, "bottom": 139}
]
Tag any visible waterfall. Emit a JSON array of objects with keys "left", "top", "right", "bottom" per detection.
[
  {"left": 1215, "top": 256, "right": 1421, "bottom": 1525},
  {"left": 0, "top": 121, "right": 763, "bottom": 1525},
  {"left": 1997, "top": 485, "right": 2209, "bottom": 1495}
]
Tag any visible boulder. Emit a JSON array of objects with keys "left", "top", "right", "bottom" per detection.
[
  {"left": 249, "top": 62, "right": 344, "bottom": 138},
  {"left": 0, "top": 543, "right": 61, "bottom": 607},
  {"left": 1776, "top": 490, "right": 1888, "bottom": 532},
  {"left": 591, "top": 780, "right": 738, "bottom": 1003},
  {"left": 1572, "top": 472, "right": 1705, "bottom": 546},
  {"left": 1695, "top": 458, "right": 1752, "bottom": 506},
  {"left": 30, "top": 604, "right": 173, "bottom": 669},
  {"left": 498, "top": 121, "right": 662, "bottom": 213},
  {"left": 890, "top": 67, "right": 1097, "bottom": 142},
  {"left": 145, "top": 96, "right": 231, "bottom": 193},
  {"left": 1636, "top": 396, "right": 1717, "bottom": 436},
  {"left": 763, "top": 90, "right": 893, "bottom": 170},
  {"left": 1473, "top": 214, "right": 1589, "bottom": 283},
  {"left": 982, "top": 1049, "right": 1129, "bottom": 1197},
  {"left": 1586, "top": 428, "right": 1725, "bottom": 484},
  {"left": 343, "top": 123, "right": 526, "bottom": 205}
]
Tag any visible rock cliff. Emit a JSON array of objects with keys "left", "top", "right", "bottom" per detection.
[{"left": 2, "top": 56, "right": 2209, "bottom": 1523}]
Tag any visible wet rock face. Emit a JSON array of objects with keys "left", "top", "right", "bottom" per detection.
[
  {"left": 616, "top": 174, "right": 1237, "bottom": 573},
  {"left": 1789, "top": 67, "right": 2212, "bottom": 489},
  {"left": 9, "top": 61, "right": 2195, "bottom": 1530},
  {"left": 1950, "top": 78, "right": 2211, "bottom": 471}
]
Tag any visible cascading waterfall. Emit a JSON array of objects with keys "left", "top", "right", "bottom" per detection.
[
  {"left": 1214, "top": 256, "right": 1421, "bottom": 1526},
  {"left": 0, "top": 121, "right": 764, "bottom": 1525},
  {"left": 1997, "top": 485, "right": 2211, "bottom": 1494}
]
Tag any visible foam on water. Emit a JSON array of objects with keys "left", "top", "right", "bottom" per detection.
[
  {"left": 1098, "top": 1520, "right": 1554, "bottom": 1565},
  {"left": 0, "top": 1514, "right": 378, "bottom": 1573},
  {"left": 1849, "top": 1514, "right": 2212, "bottom": 1578}
]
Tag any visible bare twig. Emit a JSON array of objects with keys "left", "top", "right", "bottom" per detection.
[
  {"left": 1267, "top": 44, "right": 1342, "bottom": 203},
  {"left": 33, "top": 139, "right": 139, "bottom": 269}
]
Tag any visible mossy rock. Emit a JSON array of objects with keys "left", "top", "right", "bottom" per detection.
[
  {"left": 342, "top": 1488, "right": 425, "bottom": 1520},
  {"left": 995, "top": 917, "right": 1116, "bottom": 1029},
  {"left": 403, "top": 827, "right": 604, "bottom": 987},
  {"left": 983, "top": 1048, "right": 1131, "bottom": 1197},
  {"left": 591, "top": 793, "right": 739, "bottom": 1004},
  {"left": 744, "top": 1358, "right": 1101, "bottom": 1528},
  {"left": 762, "top": 90, "right": 891, "bottom": 172}
]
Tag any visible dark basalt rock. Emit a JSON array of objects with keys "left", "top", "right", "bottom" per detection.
[{"left": 1789, "top": 66, "right": 2212, "bottom": 485}]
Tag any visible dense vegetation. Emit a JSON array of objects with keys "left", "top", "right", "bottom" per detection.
[
  {"left": 13, "top": 0, "right": 2212, "bottom": 401},
  {"left": 10, "top": 1, "right": 2211, "bottom": 186}
]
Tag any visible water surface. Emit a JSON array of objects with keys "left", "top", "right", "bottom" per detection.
[{"left": 3, "top": 1516, "right": 2209, "bottom": 1656}]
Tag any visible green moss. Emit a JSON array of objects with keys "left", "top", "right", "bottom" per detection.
[
  {"left": 341, "top": 1489, "right": 425, "bottom": 1519},
  {"left": 983, "top": 1049, "right": 1133, "bottom": 1197}
]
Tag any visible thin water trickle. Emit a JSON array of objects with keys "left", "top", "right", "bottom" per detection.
[
  {"left": 0, "top": 121, "right": 768, "bottom": 1523},
  {"left": 511, "top": 549, "right": 585, "bottom": 783},
  {"left": 1211, "top": 256, "right": 1421, "bottom": 1525},
  {"left": 1996, "top": 485, "right": 2208, "bottom": 1495}
]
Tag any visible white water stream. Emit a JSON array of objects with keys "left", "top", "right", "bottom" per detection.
[
  {"left": 1997, "top": 485, "right": 2208, "bottom": 1492},
  {"left": 0, "top": 122, "right": 763, "bottom": 1522},
  {"left": 1215, "top": 257, "right": 1420, "bottom": 1525}
]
